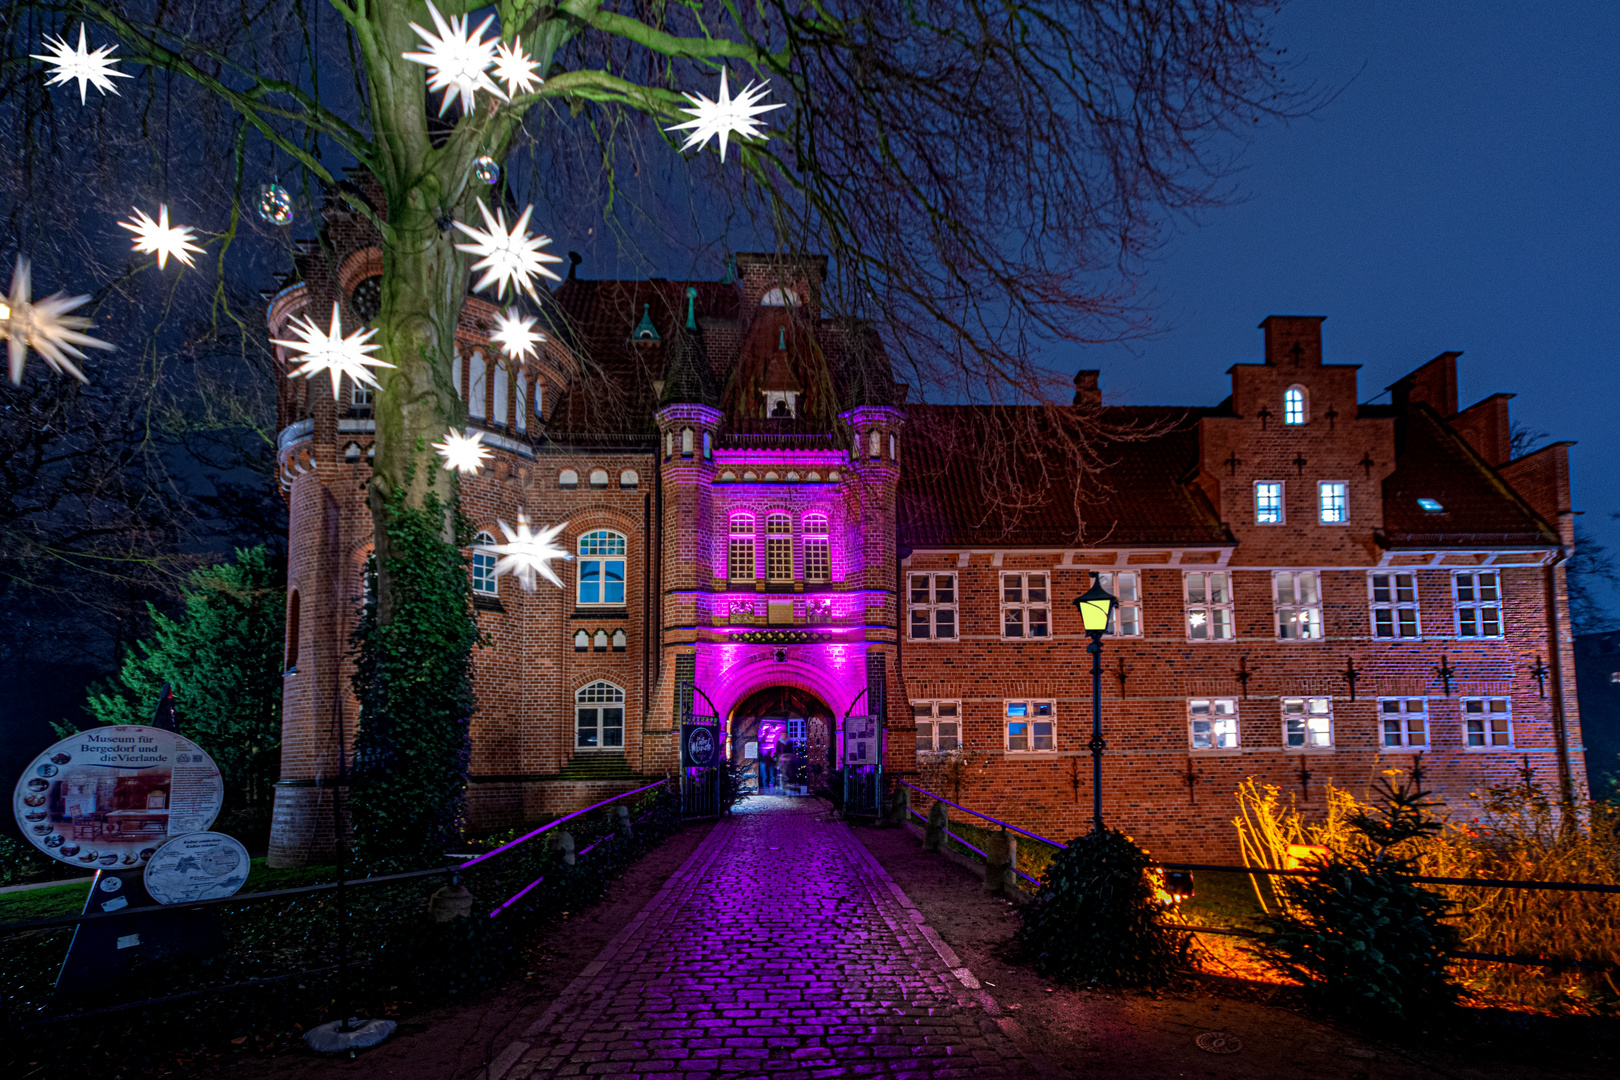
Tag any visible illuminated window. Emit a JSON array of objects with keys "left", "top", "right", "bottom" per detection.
[
  {"left": 1284, "top": 386, "right": 1306, "bottom": 425},
  {"left": 803, "top": 514, "right": 830, "bottom": 583},
  {"left": 1185, "top": 572, "right": 1234, "bottom": 640},
  {"left": 578, "top": 530, "right": 626, "bottom": 605},
  {"left": 728, "top": 514, "right": 756, "bottom": 582},
  {"left": 575, "top": 681, "right": 625, "bottom": 749},
  {"left": 1190, "top": 698, "right": 1238, "bottom": 749},
  {"left": 1370, "top": 572, "right": 1420, "bottom": 638},
  {"left": 908, "top": 573, "right": 957, "bottom": 640},
  {"left": 1274, "top": 571, "right": 1322, "bottom": 640},
  {"left": 766, "top": 513, "right": 794, "bottom": 582},
  {"left": 1319, "top": 481, "right": 1348, "bottom": 524},
  {"left": 1283, "top": 697, "right": 1332, "bottom": 748},
  {"left": 1255, "top": 481, "right": 1284, "bottom": 524},
  {"left": 1455, "top": 572, "right": 1503, "bottom": 638},
  {"left": 1464, "top": 698, "right": 1512, "bottom": 748},
  {"left": 1380, "top": 698, "right": 1428, "bottom": 750},
  {"left": 913, "top": 701, "right": 961, "bottom": 753},
  {"left": 1001, "top": 573, "right": 1049, "bottom": 639},
  {"left": 470, "top": 530, "right": 497, "bottom": 596},
  {"left": 1093, "top": 571, "right": 1142, "bottom": 636},
  {"left": 1005, "top": 700, "right": 1054, "bottom": 752}
]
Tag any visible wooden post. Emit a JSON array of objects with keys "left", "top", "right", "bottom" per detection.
[
  {"left": 924, "top": 801, "right": 947, "bottom": 851},
  {"left": 1005, "top": 836, "right": 1020, "bottom": 893},
  {"left": 985, "top": 829, "right": 1010, "bottom": 895}
]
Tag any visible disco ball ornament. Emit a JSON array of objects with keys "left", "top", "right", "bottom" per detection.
[
  {"left": 473, "top": 155, "right": 500, "bottom": 185},
  {"left": 256, "top": 182, "right": 293, "bottom": 225}
]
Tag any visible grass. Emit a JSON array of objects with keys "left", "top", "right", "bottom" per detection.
[{"left": 0, "top": 857, "right": 336, "bottom": 923}]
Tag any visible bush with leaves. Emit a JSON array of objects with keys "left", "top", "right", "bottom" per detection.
[
  {"left": 1254, "top": 773, "right": 1457, "bottom": 1022},
  {"left": 1018, "top": 827, "right": 1188, "bottom": 986}
]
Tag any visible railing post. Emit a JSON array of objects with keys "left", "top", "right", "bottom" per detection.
[
  {"left": 985, "top": 828, "right": 1010, "bottom": 895},
  {"left": 554, "top": 831, "right": 576, "bottom": 866},
  {"left": 887, "top": 783, "right": 909, "bottom": 827},
  {"left": 924, "top": 800, "right": 947, "bottom": 851}
]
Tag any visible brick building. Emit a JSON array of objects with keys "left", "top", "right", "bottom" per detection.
[{"left": 267, "top": 202, "right": 1586, "bottom": 866}]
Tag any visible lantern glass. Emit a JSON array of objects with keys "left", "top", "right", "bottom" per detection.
[{"left": 1074, "top": 575, "right": 1118, "bottom": 634}]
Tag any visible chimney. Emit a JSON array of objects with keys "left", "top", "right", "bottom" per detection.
[
  {"left": 1449, "top": 393, "right": 1515, "bottom": 466},
  {"left": 1259, "top": 316, "right": 1325, "bottom": 367},
  {"left": 1388, "top": 352, "right": 1460, "bottom": 416},
  {"left": 1073, "top": 369, "right": 1101, "bottom": 407}
]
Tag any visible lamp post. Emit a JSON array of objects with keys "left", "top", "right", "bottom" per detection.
[{"left": 1072, "top": 572, "right": 1119, "bottom": 834}]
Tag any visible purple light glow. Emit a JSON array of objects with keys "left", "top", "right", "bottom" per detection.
[{"left": 460, "top": 778, "right": 666, "bottom": 870}]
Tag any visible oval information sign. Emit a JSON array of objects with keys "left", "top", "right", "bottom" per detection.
[
  {"left": 143, "top": 831, "right": 250, "bottom": 905},
  {"left": 11, "top": 726, "right": 223, "bottom": 870}
]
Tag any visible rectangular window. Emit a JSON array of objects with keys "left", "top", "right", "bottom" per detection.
[
  {"left": 913, "top": 701, "right": 961, "bottom": 753},
  {"left": 1319, "top": 482, "right": 1349, "bottom": 524},
  {"left": 1095, "top": 571, "right": 1142, "bottom": 637},
  {"left": 1370, "top": 572, "right": 1420, "bottom": 638},
  {"left": 1255, "top": 482, "right": 1284, "bottom": 525},
  {"left": 1379, "top": 698, "right": 1428, "bottom": 750},
  {"left": 803, "top": 517, "right": 830, "bottom": 583},
  {"left": 1185, "top": 572, "right": 1234, "bottom": 640},
  {"left": 1455, "top": 572, "right": 1503, "bottom": 638},
  {"left": 1001, "top": 573, "right": 1050, "bottom": 639},
  {"left": 728, "top": 518, "right": 756, "bottom": 582},
  {"left": 1190, "top": 698, "right": 1239, "bottom": 749},
  {"left": 766, "top": 514, "right": 794, "bottom": 583},
  {"left": 1275, "top": 571, "right": 1323, "bottom": 640},
  {"left": 1005, "top": 700, "right": 1055, "bottom": 752},
  {"left": 577, "top": 531, "right": 627, "bottom": 606},
  {"left": 1283, "top": 697, "right": 1333, "bottom": 748},
  {"left": 1463, "top": 697, "right": 1512, "bottom": 748},
  {"left": 351, "top": 381, "right": 372, "bottom": 409},
  {"left": 908, "top": 573, "right": 958, "bottom": 640}
]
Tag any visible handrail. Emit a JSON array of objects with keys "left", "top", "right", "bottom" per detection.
[
  {"left": 909, "top": 807, "right": 1041, "bottom": 887},
  {"left": 459, "top": 779, "right": 667, "bottom": 869},
  {"left": 898, "top": 780, "right": 1066, "bottom": 849}
]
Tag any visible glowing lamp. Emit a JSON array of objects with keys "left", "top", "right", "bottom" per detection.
[{"left": 1072, "top": 573, "right": 1118, "bottom": 635}]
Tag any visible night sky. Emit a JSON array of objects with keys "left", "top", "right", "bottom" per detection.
[{"left": 1076, "top": 1, "right": 1619, "bottom": 611}]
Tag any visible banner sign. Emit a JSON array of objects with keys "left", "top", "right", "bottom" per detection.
[{"left": 13, "top": 726, "right": 223, "bottom": 870}]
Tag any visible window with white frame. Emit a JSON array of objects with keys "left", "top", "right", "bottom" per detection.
[
  {"left": 1096, "top": 571, "right": 1142, "bottom": 636},
  {"left": 578, "top": 531, "right": 626, "bottom": 605},
  {"left": 1190, "top": 698, "right": 1239, "bottom": 749},
  {"left": 908, "top": 573, "right": 957, "bottom": 639},
  {"left": 1379, "top": 698, "right": 1428, "bottom": 750},
  {"left": 1463, "top": 697, "right": 1512, "bottom": 748},
  {"left": 803, "top": 515, "right": 830, "bottom": 583},
  {"left": 728, "top": 514, "right": 756, "bottom": 581},
  {"left": 1255, "top": 482, "right": 1284, "bottom": 525},
  {"left": 1005, "top": 700, "right": 1054, "bottom": 752},
  {"left": 913, "top": 701, "right": 961, "bottom": 753},
  {"left": 766, "top": 513, "right": 794, "bottom": 582},
  {"left": 1455, "top": 572, "right": 1503, "bottom": 638},
  {"left": 1283, "top": 697, "right": 1332, "bottom": 748},
  {"left": 1185, "top": 572, "right": 1234, "bottom": 640},
  {"left": 470, "top": 530, "right": 497, "bottom": 596},
  {"left": 1370, "top": 572, "right": 1420, "bottom": 638},
  {"left": 575, "top": 681, "right": 625, "bottom": 749},
  {"left": 1284, "top": 386, "right": 1306, "bottom": 425},
  {"left": 350, "top": 380, "right": 372, "bottom": 409},
  {"left": 1319, "top": 481, "right": 1348, "bottom": 524},
  {"left": 1001, "top": 573, "right": 1050, "bottom": 638},
  {"left": 1275, "top": 571, "right": 1323, "bottom": 640}
]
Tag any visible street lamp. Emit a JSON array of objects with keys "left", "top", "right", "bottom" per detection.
[{"left": 1072, "top": 572, "right": 1118, "bottom": 834}]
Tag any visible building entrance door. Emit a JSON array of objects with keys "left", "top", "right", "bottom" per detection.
[{"left": 729, "top": 687, "right": 833, "bottom": 796}]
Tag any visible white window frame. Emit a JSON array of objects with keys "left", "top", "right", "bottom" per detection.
[
  {"left": 913, "top": 701, "right": 961, "bottom": 754},
  {"left": 1454, "top": 572, "right": 1504, "bottom": 639},
  {"left": 766, "top": 512, "right": 794, "bottom": 583},
  {"left": 575, "top": 681, "right": 625, "bottom": 750},
  {"left": 1318, "top": 481, "right": 1349, "bottom": 524},
  {"left": 1095, "top": 571, "right": 1142, "bottom": 637},
  {"left": 470, "top": 530, "right": 498, "bottom": 596},
  {"left": 1190, "top": 698, "right": 1239, "bottom": 749},
  {"left": 1282, "top": 697, "right": 1333, "bottom": 749},
  {"left": 1369, "top": 572, "right": 1421, "bottom": 639},
  {"left": 350, "top": 380, "right": 373, "bottom": 409},
  {"left": 1379, "top": 698, "right": 1429, "bottom": 751},
  {"left": 1185, "top": 571, "right": 1235, "bottom": 641},
  {"left": 728, "top": 514, "right": 756, "bottom": 582},
  {"left": 1004, "top": 700, "right": 1055, "bottom": 753},
  {"left": 1274, "top": 571, "right": 1323, "bottom": 640},
  {"left": 803, "top": 515, "right": 830, "bottom": 583},
  {"left": 1255, "top": 481, "right": 1284, "bottom": 525},
  {"left": 577, "top": 530, "right": 627, "bottom": 606},
  {"left": 1284, "top": 385, "right": 1307, "bottom": 425},
  {"left": 1463, "top": 697, "right": 1513, "bottom": 749},
  {"left": 908, "top": 573, "right": 958, "bottom": 640},
  {"left": 1000, "top": 572, "right": 1050, "bottom": 639}
]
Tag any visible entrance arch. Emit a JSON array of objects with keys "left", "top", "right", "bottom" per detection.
[{"left": 730, "top": 686, "right": 834, "bottom": 794}]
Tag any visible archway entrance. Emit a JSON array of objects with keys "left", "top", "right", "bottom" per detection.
[{"left": 729, "top": 686, "right": 834, "bottom": 795}]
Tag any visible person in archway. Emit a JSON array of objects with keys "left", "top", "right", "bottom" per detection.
[
  {"left": 759, "top": 738, "right": 778, "bottom": 792},
  {"left": 778, "top": 738, "right": 803, "bottom": 795}
]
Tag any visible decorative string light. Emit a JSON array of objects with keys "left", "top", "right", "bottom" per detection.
[
  {"left": 120, "top": 205, "right": 206, "bottom": 270},
  {"left": 272, "top": 302, "right": 393, "bottom": 399},
  {"left": 453, "top": 198, "right": 563, "bottom": 300},
  {"left": 1, "top": 257, "right": 114, "bottom": 385},
  {"left": 32, "top": 24, "right": 131, "bottom": 104},
  {"left": 490, "top": 307, "right": 544, "bottom": 361},
  {"left": 666, "top": 70, "right": 784, "bottom": 162},
  {"left": 432, "top": 428, "right": 492, "bottom": 475},
  {"left": 477, "top": 512, "right": 572, "bottom": 592},
  {"left": 402, "top": 1, "right": 505, "bottom": 117}
]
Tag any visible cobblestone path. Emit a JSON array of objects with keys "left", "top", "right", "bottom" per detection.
[{"left": 495, "top": 797, "right": 1044, "bottom": 1080}]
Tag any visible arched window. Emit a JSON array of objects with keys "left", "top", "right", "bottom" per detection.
[
  {"left": 589, "top": 468, "right": 609, "bottom": 489},
  {"left": 868, "top": 430, "right": 881, "bottom": 458},
  {"left": 451, "top": 349, "right": 463, "bottom": 400},
  {"left": 574, "top": 629, "right": 589, "bottom": 652},
  {"left": 559, "top": 468, "right": 579, "bottom": 489},
  {"left": 702, "top": 431, "right": 712, "bottom": 459},
  {"left": 803, "top": 514, "right": 830, "bottom": 584},
  {"left": 533, "top": 381, "right": 544, "bottom": 422},
  {"left": 890, "top": 434, "right": 898, "bottom": 460},
  {"left": 611, "top": 629, "right": 627, "bottom": 651},
  {"left": 666, "top": 430, "right": 676, "bottom": 459},
  {"left": 728, "top": 513, "right": 756, "bottom": 582},
  {"left": 578, "top": 530, "right": 627, "bottom": 605},
  {"left": 619, "top": 469, "right": 639, "bottom": 490},
  {"left": 576, "top": 681, "right": 625, "bottom": 749},
  {"left": 284, "top": 590, "right": 301, "bottom": 671},
  {"left": 766, "top": 512, "right": 794, "bottom": 582},
  {"left": 467, "top": 351, "right": 487, "bottom": 420},
  {"left": 1284, "top": 386, "right": 1307, "bottom": 426},
  {"left": 514, "top": 373, "right": 528, "bottom": 434},
  {"left": 491, "top": 361, "right": 509, "bottom": 427},
  {"left": 760, "top": 286, "right": 801, "bottom": 307},
  {"left": 470, "top": 531, "right": 497, "bottom": 596},
  {"left": 681, "top": 427, "right": 694, "bottom": 458}
]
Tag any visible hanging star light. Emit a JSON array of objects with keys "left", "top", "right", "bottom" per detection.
[
  {"left": 120, "top": 206, "right": 207, "bottom": 270},
  {"left": 477, "top": 512, "right": 572, "bottom": 592},
  {"left": 665, "top": 69, "right": 785, "bottom": 163},
  {"left": 453, "top": 199, "right": 563, "bottom": 301},
  {"left": 492, "top": 36, "right": 542, "bottom": 98},
  {"left": 272, "top": 302, "right": 393, "bottom": 399},
  {"left": 401, "top": 0, "right": 505, "bottom": 117},
  {"left": 490, "top": 307, "right": 544, "bottom": 362},
  {"left": 1, "top": 257, "right": 114, "bottom": 385},
  {"left": 432, "top": 428, "right": 492, "bottom": 475},
  {"left": 32, "top": 24, "right": 131, "bottom": 105}
]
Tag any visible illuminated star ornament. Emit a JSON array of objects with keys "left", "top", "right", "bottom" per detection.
[
  {"left": 666, "top": 69, "right": 785, "bottom": 162},
  {"left": 272, "top": 302, "right": 393, "bottom": 399},
  {"left": 1, "top": 257, "right": 114, "bottom": 385},
  {"left": 490, "top": 307, "right": 544, "bottom": 361},
  {"left": 492, "top": 36, "right": 542, "bottom": 98},
  {"left": 477, "top": 512, "right": 572, "bottom": 592},
  {"left": 32, "top": 24, "right": 131, "bottom": 105},
  {"left": 453, "top": 199, "right": 563, "bottom": 301},
  {"left": 402, "top": 1, "right": 505, "bottom": 117},
  {"left": 433, "top": 428, "right": 492, "bottom": 475},
  {"left": 120, "top": 206, "right": 206, "bottom": 270}
]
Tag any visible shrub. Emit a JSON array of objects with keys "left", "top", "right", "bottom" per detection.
[{"left": 1018, "top": 827, "right": 1188, "bottom": 986}]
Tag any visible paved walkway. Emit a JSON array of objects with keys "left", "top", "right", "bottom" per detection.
[{"left": 494, "top": 797, "right": 1043, "bottom": 1080}]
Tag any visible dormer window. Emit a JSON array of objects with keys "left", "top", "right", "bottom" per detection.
[
  {"left": 763, "top": 391, "right": 797, "bottom": 419},
  {"left": 632, "top": 304, "right": 659, "bottom": 341},
  {"left": 1418, "top": 497, "right": 1444, "bottom": 513},
  {"left": 1284, "top": 386, "right": 1307, "bottom": 425}
]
